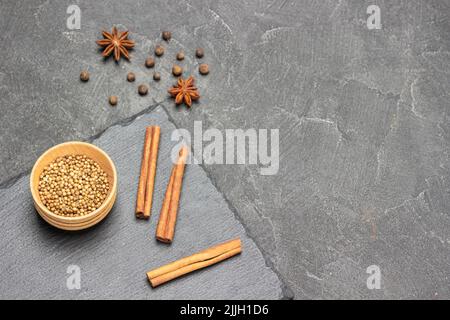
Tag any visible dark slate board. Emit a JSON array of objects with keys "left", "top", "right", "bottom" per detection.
[{"left": 0, "top": 107, "right": 284, "bottom": 299}]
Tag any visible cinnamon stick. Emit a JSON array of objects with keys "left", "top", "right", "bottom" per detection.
[
  {"left": 144, "top": 126, "right": 161, "bottom": 216},
  {"left": 147, "top": 238, "right": 242, "bottom": 287},
  {"left": 136, "top": 126, "right": 160, "bottom": 219},
  {"left": 156, "top": 145, "right": 189, "bottom": 243}
]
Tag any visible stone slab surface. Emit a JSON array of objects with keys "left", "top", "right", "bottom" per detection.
[
  {"left": 0, "top": 0, "right": 449, "bottom": 299},
  {"left": 0, "top": 107, "right": 286, "bottom": 299}
]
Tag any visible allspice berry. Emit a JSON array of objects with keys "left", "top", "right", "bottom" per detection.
[
  {"left": 138, "top": 84, "right": 148, "bottom": 96},
  {"left": 153, "top": 72, "right": 161, "bottom": 81},
  {"left": 155, "top": 45, "right": 164, "bottom": 57},
  {"left": 162, "top": 31, "right": 171, "bottom": 41},
  {"left": 176, "top": 52, "right": 185, "bottom": 60},
  {"left": 109, "top": 95, "right": 118, "bottom": 106},
  {"left": 145, "top": 57, "right": 155, "bottom": 68},
  {"left": 172, "top": 65, "right": 183, "bottom": 77},
  {"left": 195, "top": 48, "right": 204, "bottom": 58},
  {"left": 199, "top": 63, "right": 209, "bottom": 75},
  {"left": 80, "top": 70, "right": 89, "bottom": 82},
  {"left": 127, "top": 72, "right": 135, "bottom": 82}
]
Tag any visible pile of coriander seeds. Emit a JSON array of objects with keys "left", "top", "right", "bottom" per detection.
[{"left": 38, "top": 155, "right": 110, "bottom": 217}]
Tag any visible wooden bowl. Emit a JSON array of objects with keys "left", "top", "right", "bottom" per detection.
[{"left": 30, "top": 141, "right": 117, "bottom": 231}]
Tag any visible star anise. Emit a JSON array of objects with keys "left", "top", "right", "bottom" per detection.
[
  {"left": 96, "top": 27, "right": 134, "bottom": 61},
  {"left": 168, "top": 76, "right": 200, "bottom": 107}
]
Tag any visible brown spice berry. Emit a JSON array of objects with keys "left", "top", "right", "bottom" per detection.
[
  {"left": 162, "top": 31, "right": 171, "bottom": 41},
  {"left": 109, "top": 96, "right": 118, "bottom": 106},
  {"left": 195, "top": 48, "right": 204, "bottom": 58},
  {"left": 199, "top": 63, "right": 209, "bottom": 75},
  {"left": 176, "top": 52, "right": 185, "bottom": 60},
  {"left": 138, "top": 84, "right": 148, "bottom": 95},
  {"left": 145, "top": 57, "right": 155, "bottom": 68},
  {"left": 127, "top": 72, "right": 135, "bottom": 82},
  {"left": 155, "top": 45, "right": 164, "bottom": 57},
  {"left": 80, "top": 71, "right": 89, "bottom": 82},
  {"left": 172, "top": 65, "right": 183, "bottom": 77},
  {"left": 153, "top": 72, "right": 161, "bottom": 81}
]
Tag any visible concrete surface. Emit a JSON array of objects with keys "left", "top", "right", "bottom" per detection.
[
  {"left": 0, "top": 0, "right": 449, "bottom": 299},
  {"left": 0, "top": 108, "right": 286, "bottom": 299}
]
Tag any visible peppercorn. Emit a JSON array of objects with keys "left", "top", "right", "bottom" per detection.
[
  {"left": 153, "top": 72, "right": 161, "bottom": 81},
  {"left": 172, "top": 65, "right": 183, "bottom": 77},
  {"left": 138, "top": 84, "right": 148, "bottom": 95},
  {"left": 176, "top": 52, "right": 185, "bottom": 60},
  {"left": 127, "top": 72, "right": 135, "bottom": 82},
  {"left": 109, "top": 96, "right": 118, "bottom": 106},
  {"left": 195, "top": 48, "right": 204, "bottom": 58},
  {"left": 162, "top": 31, "right": 171, "bottom": 41},
  {"left": 155, "top": 45, "right": 164, "bottom": 57},
  {"left": 80, "top": 71, "right": 89, "bottom": 82},
  {"left": 145, "top": 57, "right": 155, "bottom": 68},
  {"left": 199, "top": 63, "right": 209, "bottom": 75}
]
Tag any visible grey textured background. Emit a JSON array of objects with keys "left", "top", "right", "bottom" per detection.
[{"left": 0, "top": 0, "right": 449, "bottom": 299}]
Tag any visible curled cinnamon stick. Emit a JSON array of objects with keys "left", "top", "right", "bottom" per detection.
[
  {"left": 144, "top": 126, "right": 161, "bottom": 216},
  {"left": 147, "top": 238, "right": 242, "bottom": 287},
  {"left": 136, "top": 126, "right": 160, "bottom": 219},
  {"left": 156, "top": 145, "right": 189, "bottom": 243}
]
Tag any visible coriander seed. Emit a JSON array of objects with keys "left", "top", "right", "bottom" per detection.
[
  {"left": 38, "top": 155, "right": 109, "bottom": 217},
  {"left": 80, "top": 70, "right": 89, "bottom": 82}
]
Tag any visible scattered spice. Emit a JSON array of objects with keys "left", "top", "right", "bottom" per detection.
[
  {"left": 127, "top": 72, "right": 136, "bottom": 82},
  {"left": 162, "top": 31, "right": 171, "bottom": 41},
  {"left": 168, "top": 76, "right": 200, "bottom": 107},
  {"left": 153, "top": 72, "right": 161, "bottom": 81},
  {"left": 199, "top": 63, "right": 209, "bottom": 75},
  {"left": 155, "top": 45, "right": 165, "bottom": 57},
  {"left": 109, "top": 95, "right": 118, "bottom": 106},
  {"left": 145, "top": 57, "right": 155, "bottom": 68},
  {"left": 138, "top": 84, "right": 149, "bottom": 96},
  {"left": 80, "top": 71, "right": 90, "bottom": 82},
  {"left": 38, "top": 155, "right": 110, "bottom": 217},
  {"left": 176, "top": 52, "right": 185, "bottom": 61},
  {"left": 195, "top": 48, "right": 204, "bottom": 58},
  {"left": 172, "top": 65, "right": 183, "bottom": 77},
  {"left": 96, "top": 26, "right": 134, "bottom": 61}
]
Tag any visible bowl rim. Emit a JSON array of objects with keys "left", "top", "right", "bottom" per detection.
[{"left": 30, "top": 141, "right": 118, "bottom": 222}]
